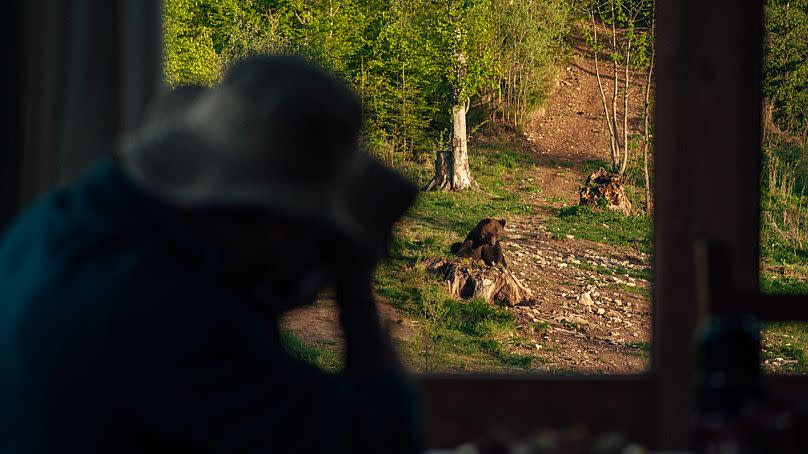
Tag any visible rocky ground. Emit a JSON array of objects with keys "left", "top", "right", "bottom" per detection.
[
  {"left": 283, "top": 44, "right": 655, "bottom": 374},
  {"left": 498, "top": 218, "right": 652, "bottom": 373}
]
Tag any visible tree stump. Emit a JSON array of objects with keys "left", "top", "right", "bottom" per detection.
[
  {"left": 423, "top": 150, "right": 452, "bottom": 191},
  {"left": 579, "top": 168, "right": 633, "bottom": 215},
  {"left": 421, "top": 257, "right": 534, "bottom": 307}
]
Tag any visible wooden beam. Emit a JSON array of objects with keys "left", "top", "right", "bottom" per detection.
[
  {"left": 417, "top": 376, "right": 657, "bottom": 448},
  {"left": 653, "top": 0, "right": 764, "bottom": 448},
  {"left": 755, "top": 294, "right": 808, "bottom": 322}
]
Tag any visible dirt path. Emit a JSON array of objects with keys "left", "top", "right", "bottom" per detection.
[
  {"left": 498, "top": 46, "right": 652, "bottom": 372},
  {"left": 282, "top": 298, "right": 416, "bottom": 356},
  {"left": 499, "top": 220, "right": 651, "bottom": 373},
  {"left": 282, "top": 47, "right": 653, "bottom": 374}
]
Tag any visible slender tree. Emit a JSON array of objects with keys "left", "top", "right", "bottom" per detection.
[
  {"left": 640, "top": 0, "right": 655, "bottom": 213},
  {"left": 579, "top": 0, "right": 653, "bottom": 176},
  {"left": 424, "top": 0, "right": 497, "bottom": 191}
]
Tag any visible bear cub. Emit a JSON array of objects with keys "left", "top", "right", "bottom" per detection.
[{"left": 450, "top": 218, "right": 507, "bottom": 267}]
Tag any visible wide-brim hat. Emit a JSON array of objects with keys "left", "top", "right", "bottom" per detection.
[{"left": 117, "top": 55, "right": 417, "bottom": 247}]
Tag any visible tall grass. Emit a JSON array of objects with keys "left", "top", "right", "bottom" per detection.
[{"left": 761, "top": 135, "right": 808, "bottom": 265}]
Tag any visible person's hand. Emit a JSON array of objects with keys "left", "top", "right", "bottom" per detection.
[{"left": 326, "top": 238, "right": 401, "bottom": 375}]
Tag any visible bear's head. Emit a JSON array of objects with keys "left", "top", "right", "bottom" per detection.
[{"left": 477, "top": 218, "right": 507, "bottom": 246}]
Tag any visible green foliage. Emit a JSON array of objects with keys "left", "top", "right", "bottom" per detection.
[
  {"left": 575, "top": 0, "right": 655, "bottom": 68},
  {"left": 764, "top": 0, "right": 808, "bottom": 132},
  {"left": 163, "top": 0, "right": 291, "bottom": 86},
  {"left": 486, "top": 0, "right": 572, "bottom": 126},
  {"left": 163, "top": 0, "right": 225, "bottom": 86},
  {"left": 760, "top": 3, "right": 808, "bottom": 364},
  {"left": 163, "top": 0, "right": 570, "bottom": 159},
  {"left": 761, "top": 139, "right": 808, "bottom": 268}
]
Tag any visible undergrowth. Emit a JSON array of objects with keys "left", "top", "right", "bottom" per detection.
[
  {"left": 281, "top": 331, "right": 342, "bottom": 372},
  {"left": 545, "top": 205, "right": 652, "bottom": 254}
]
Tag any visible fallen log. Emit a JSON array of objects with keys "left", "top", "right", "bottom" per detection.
[{"left": 421, "top": 257, "right": 534, "bottom": 307}]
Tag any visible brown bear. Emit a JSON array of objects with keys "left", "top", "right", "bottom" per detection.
[{"left": 450, "top": 218, "right": 507, "bottom": 267}]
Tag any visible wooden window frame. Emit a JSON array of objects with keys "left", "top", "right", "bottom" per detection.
[
  {"left": 418, "top": 0, "right": 808, "bottom": 450},
  {"left": 3, "top": 0, "right": 806, "bottom": 450}
]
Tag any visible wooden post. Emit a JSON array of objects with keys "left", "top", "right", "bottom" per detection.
[{"left": 653, "top": 0, "right": 763, "bottom": 448}]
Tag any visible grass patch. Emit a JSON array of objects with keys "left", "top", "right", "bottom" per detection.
[
  {"left": 762, "top": 322, "right": 808, "bottom": 374},
  {"left": 609, "top": 283, "right": 652, "bottom": 298},
  {"left": 761, "top": 273, "right": 808, "bottom": 294},
  {"left": 628, "top": 341, "right": 651, "bottom": 351},
  {"left": 532, "top": 321, "right": 552, "bottom": 333},
  {"left": 396, "top": 138, "right": 536, "bottom": 252},
  {"left": 372, "top": 136, "right": 655, "bottom": 372},
  {"left": 500, "top": 353, "right": 539, "bottom": 367},
  {"left": 761, "top": 272, "right": 808, "bottom": 374},
  {"left": 400, "top": 275, "right": 540, "bottom": 372},
  {"left": 545, "top": 205, "right": 652, "bottom": 254},
  {"left": 370, "top": 137, "right": 548, "bottom": 372},
  {"left": 281, "top": 331, "right": 342, "bottom": 372},
  {"left": 582, "top": 159, "right": 612, "bottom": 175}
]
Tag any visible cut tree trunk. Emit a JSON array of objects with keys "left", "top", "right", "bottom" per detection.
[
  {"left": 421, "top": 257, "right": 533, "bottom": 307},
  {"left": 424, "top": 101, "right": 474, "bottom": 191},
  {"left": 424, "top": 149, "right": 452, "bottom": 191},
  {"left": 579, "top": 168, "right": 633, "bottom": 215},
  {"left": 450, "top": 102, "right": 473, "bottom": 189}
]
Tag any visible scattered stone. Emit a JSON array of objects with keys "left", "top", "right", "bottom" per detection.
[
  {"left": 597, "top": 308, "right": 606, "bottom": 315},
  {"left": 577, "top": 292, "right": 594, "bottom": 306},
  {"left": 564, "top": 315, "right": 589, "bottom": 326}
]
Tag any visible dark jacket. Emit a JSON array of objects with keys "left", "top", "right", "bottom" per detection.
[{"left": 0, "top": 160, "right": 422, "bottom": 453}]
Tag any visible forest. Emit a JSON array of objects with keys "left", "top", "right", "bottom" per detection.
[{"left": 164, "top": 0, "right": 808, "bottom": 374}]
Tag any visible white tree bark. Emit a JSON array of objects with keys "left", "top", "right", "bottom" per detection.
[
  {"left": 426, "top": 101, "right": 474, "bottom": 191},
  {"left": 591, "top": 9, "right": 619, "bottom": 171},
  {"left": 620, "top": 41, "right": 632, "bottom": 175},
  {"left": 451, "top": 100, "right": 473, "bottom": 190},
  {"left": 425, "top": 45, "right": 474, "bottom": 191},
  {"left": 642, "top": 6, "right": 656, "bottom": 213}
]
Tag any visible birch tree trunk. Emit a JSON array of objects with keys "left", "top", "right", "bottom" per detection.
[
  {"left": 591, "top": 9, "right": 619, "bottom": 171},
  {"left": 424, "top": 101, "right": 474, "bottom": 191},
  {"left": 619, "top": 42, "right": 632, "bottom": 175},
  {"left": 425, "top": 43, "right": 474, "bottom": 191},
  {"left": 451, "top": 100, "right": 473, "bottom": 189},
  {"left": 610, "top": 0, "right": 622, "bottom": 167},
  {"left": 642, "top": 7, "right": 656, "bottom": 213}
]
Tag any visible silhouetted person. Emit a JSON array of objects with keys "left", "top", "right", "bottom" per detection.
[{"left": 0, "top": 55, "right": 422, "bottom": 453}]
